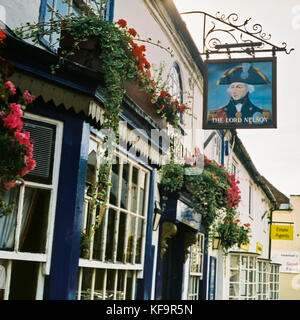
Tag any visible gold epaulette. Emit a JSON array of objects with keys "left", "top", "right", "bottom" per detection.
[{"left": 261, "top": 108, "right": 272, "bottom": 120}]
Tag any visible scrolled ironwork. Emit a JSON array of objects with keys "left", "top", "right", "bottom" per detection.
[{"left": 180, "top": 10, "right": 294, "bottom": 57}]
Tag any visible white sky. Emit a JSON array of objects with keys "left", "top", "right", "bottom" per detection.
[{"left": 174, "top": 0, "right": 300, "bottom": 197}]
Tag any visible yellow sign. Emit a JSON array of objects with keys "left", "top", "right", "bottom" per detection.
[
  {"left": 256, "top": 242, "right": 263, "bottom": 255},
  {"left": 271, "top": 225, "right": 294, "bottom": 240},
  {"left": 240, "top": 242, "right": 250, "bottom": 251}
]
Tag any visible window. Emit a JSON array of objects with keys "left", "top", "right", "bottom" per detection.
[
  {"left": 269, "top": 264, "right": 280, "bottom": 300},
  {"left": 257, "top": 260, "right": 270, "bottom": 300},
  {"left": 77, "top": 135, "right": 150, "bottom": 300},
  {"left": 229, "top": 254, "right": 257, "bottom": 300},
  {"left": 40, "top": 0, "right": 111, "bottom": 49},
  {"left": 232, "top": 159, "right": 238, "bottom": 178},
  {"left": 188, "top": 233, "right": 204, "bottom": 300},
  {"left": 214, "top": 134, "right": 222, "bottom": 165},
  {"left": 167, "top": 63, "right": 183, "bottom": 124},
  {"left": 249, "top": 183, "right": 253, "bottom": 218},
  {"left": 0, "top": 113, "right": 63, "bottom": 300}
]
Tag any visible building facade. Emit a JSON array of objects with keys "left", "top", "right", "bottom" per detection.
[
  {"left": 271, "top": 195, "right": 300, "bottom": 300},
  {"left": 0, "top": 0, "right": 287, "bottom": 301},
  {"left": 204, "top": 129, "right": 282, "bottom": 300},
  {"left": 0, "top": 0, "right": 207, "bottom": 300}
]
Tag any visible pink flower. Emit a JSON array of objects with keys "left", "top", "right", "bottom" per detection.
[
  {"left": 10, "top": 103, "right": 23, "bottom": 117},
  {"left": 3, "top": 180, "right": 16, "bottom": 190},
  {"left": 3, "top": 112, "right": 23, "bottom": 131},
  {"left": 5, "top": 80, "right": 16, "bottom": 95},
  {"left": 23, "top": 90, "right": 36, "bottom": 104},
  {"left": 15, "top": 131, "right": 31, "bottom": 145}
]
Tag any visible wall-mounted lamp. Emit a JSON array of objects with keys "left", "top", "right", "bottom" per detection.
[
  {"left": 153, "top": 201, "right": 162, "bottom": 231},
  {"left": 213, "top": 233, "right": 222, "bottom": 250}
]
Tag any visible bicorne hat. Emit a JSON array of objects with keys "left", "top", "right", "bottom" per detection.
[{"left": 217, "top": 63, "right": 270, "bottom": 85}]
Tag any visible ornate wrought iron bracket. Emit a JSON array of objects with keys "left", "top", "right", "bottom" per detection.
[{"left": 180, "top": 11, "right": 294, "bottom": 58}]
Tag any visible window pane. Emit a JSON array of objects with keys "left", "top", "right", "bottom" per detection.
[
  {"left": 126, "top": 216, "right": 135, "bottom": 263},
  {"left": 138, "top": 171, "right": 146, "bottom": 216},
  {"left": 121, "top": 164, "right": 129, "bottom": 209},
  {"left": 81, "top": 268, "right": 93, "bottom": 300},
  {"left": 126, "top": 271, "right": 134, "bottom": 299},
  {"left": 230, "top": 255, "right": 239, "bottom": 268},
  {"left": 94, "top": 269, "right": 105, "bottom": 300},
  {"left": 230, "top": 270, "right": 239, "bottom": 282},
  {"left": 106, "top": 269, "right": 116, "bottom": 300},
  {"left": 9, "top": 261, "right": 39, "bottom": 300},
  {"left": 0, "top": 259, "right": 7, "bottom": 300},
  {"left": 20, "top": 188, "right": 50, "bottom": 254},
  {"left": 242, "top": 256, "right": 248, "bottom": 268},
  {"left": 92, "top": 207, "right": 105, "bottom": 260},
  {"left": 229, "top": 284, "right": 239, "bottom": 297},
  {"left": 135, "top": 218, "right": 143, "bottom": 264},
  {"left": 130, "top": 167, "right": 138, "bottom": 213},
  {"left": 117, "top": 270, "right": 126, "bottom": 300},
  {"left": 109, "top": 160, "right": 119, "bottom": 206},
  {"left": 117, "top": 212, "right": 127, "bottom": 262},
  {"left": 56, "top": 0, "right": 69, "bottom": 16},
  {"left": 105, "top": 209, "right": 116, "bottom": 261},
  {"left": 0, "top": 187, "right": 20, "bottom": 250}
]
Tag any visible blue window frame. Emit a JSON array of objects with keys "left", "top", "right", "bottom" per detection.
[{"left": 39, "top": 0, "right": 114, "bottom": 50}]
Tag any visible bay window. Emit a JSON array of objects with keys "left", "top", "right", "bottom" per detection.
[
  {"left": 77, "top": 134, "right": 150, "bottom": 300},
  {"left": 0, "top": 113, "right": 63, "bottom": 300}
]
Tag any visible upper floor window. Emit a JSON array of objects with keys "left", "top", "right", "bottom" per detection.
[
  {"left": 39, "top": 0, "right": 113, "bottom": 50},
  {"left": 167, "top": 63, "right": 183, "bottom": 124},
  {"left": 249, "top": 183, "right": 253, "bottom": 218},
  {"left": 214, "top": 134, "right": 222, "bottom": 165},
  {"left": 0, "top": 113, "right": 63, "bottom": 300}
]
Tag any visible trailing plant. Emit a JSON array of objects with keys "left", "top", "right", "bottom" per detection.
[
  {"left": 0, "top": 31, "right": 36, "bottom": 193},
  {"left": 159, "top": 148, "right": 249, "bottom": 252},
  {"left": 210, "top": 208, "right": 251, "bottom": 255},
  {"left": 148, "top": 63, "right": 190, "bottom": 128},
  {"left": 14, "top": 0, "right": 182, "bottom": 227}
]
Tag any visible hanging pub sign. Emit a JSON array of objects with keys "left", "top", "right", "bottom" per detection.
[{"left": 203, "top": 57, "right": 277, "bottom": 129}]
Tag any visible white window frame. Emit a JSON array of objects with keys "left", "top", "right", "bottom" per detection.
[
  {"left": 214, "top": 134, "right": 222, "bottom": 165},
  {"left": 0, "top": 112, "right": 63, "bottom": 300},
  {"left": 249, "top": 183, "right": 253, "bottom": 218},
  {"left": 256, "top": 260, "right": 270, "bottom": 300},
  {"left": 188, "top": 233, "right": 204, "bottom": 300},
  {"left": 229, "top": 254, "right": 257, "bottom": 300},
  {"left": 77, "top": 134, "right": 150, "bottom": 300},
  {"left": 269, "top": 264, "right": 280, "bottom": 300}
]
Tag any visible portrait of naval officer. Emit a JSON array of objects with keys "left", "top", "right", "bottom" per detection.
[{"left": 207, "top": 63, "right": 272, "bottom": 124}]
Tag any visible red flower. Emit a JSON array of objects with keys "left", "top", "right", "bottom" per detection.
[
  {"left": 117, "top": 19, "right": 127, "bottom": 28},
  {"left": 235, "top": 219, "right": 240, "bottom": 223},
  {"left": 244, "top": 223, "right": 251, "bottom": 228},
  {"left": 139, "top": 45, "right": 146, "bottom": 52},
  {"left": 128, "top": 28, "right": 137, "bottom": 37},
  {"left": 160, "top": 90, "right": 167, "bottom": 98},
  {"left": 0, "top": 30, "right": 6, "bottom": 41}
]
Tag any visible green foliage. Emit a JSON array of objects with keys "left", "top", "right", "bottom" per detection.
[
  {"left": 159, "top": 151, "right": 250, "bottom": 252},
  {"left": 211, "top": 208, "right": 251, "bottom": 255}
]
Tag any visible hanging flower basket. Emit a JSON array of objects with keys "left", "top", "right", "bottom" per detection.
[
  {"left": 58, "top": 28, "right": 102, "bottom": 72},
  {"left": 123, "top": 80, "right": 167, "bottom": 129}
]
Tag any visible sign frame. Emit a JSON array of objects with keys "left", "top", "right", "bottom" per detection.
[{"left": 203, "top": 56, "right": 277, "bottom": 129}]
